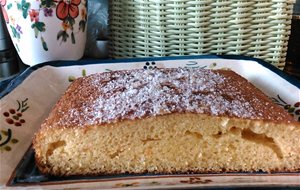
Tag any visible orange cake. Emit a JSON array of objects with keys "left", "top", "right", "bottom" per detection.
[{"left": 33, "top": 68, "right": 300, "bottom": 176}]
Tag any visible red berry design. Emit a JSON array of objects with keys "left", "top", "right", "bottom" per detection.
[
  {"left": 4, "top": 108, "right": 25, "bottom": 126},
  {"left": 3, "top": 98, "right": 29, "bottom": 128},
  {"left": 15, "top": 122, "right": 21, "bottom": 127},
  {"left": 4, "top": 109, "right": 26, "bottom": 126},
  {"left": 6, "top": 118, "right": 14, "bottom": 124},
  {"left": 294, "top": 102, "right": 300, "bottom": 108},
  {"left": 9, "top": 109, "right": 16, "bottom": 114}
]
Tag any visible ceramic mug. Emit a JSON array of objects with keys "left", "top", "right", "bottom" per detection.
[{"left": 0, "top": 0, "right": 87, "bottom": 66}]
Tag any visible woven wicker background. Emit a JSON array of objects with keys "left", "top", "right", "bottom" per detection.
[{"left": 109, "top": 0, "right": 295, "bottom": 68}]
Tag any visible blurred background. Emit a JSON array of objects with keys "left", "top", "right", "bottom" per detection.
[
  {"left": 284, "top": 0, "right": 300, "bottom": 80},
  {"left": 0, "top": 8, "right": 21, "bottom": 80}
]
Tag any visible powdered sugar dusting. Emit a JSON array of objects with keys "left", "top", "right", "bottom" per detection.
[{"left": 46, "top": 68, "right": 294, "bottom": 128}]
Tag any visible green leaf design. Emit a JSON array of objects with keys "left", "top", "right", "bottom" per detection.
[
  {"left": 67, "top": 16, "right": 75, "bottom": 29},
  {"left": 57, "top": 30, "right": 63, "bottom": 40},
  {"left": 4, "top": 146, "right": 11, "bottom": 151},
  {"left": 79, "top": 20, "right": 86, "bottom": 32},
  {"left": 31, "top": 22, "right": 46, "bottom": 38},
  {"left": 57, "top": 30, "right": 69, "bottom": 42},
  {"left": 1, "top": 130, "right": 8, "bottom": 136},
  {"left": 17, "top": 3, "right": 22, "bottom": 9},
  {"left": 15, "top": 44, "right": 20, "bottom": 52},
  {"left": 82, "top": 69, "right": 86, "bottom": 77},
  {"left": 7, "top": 3, "right": 13, "bottom": 9},
  {"left": 21, "top": 106, "right": 29, "bottom": 113},
  {"left": 105, "top": 69, "right": 113, "bottom": 72},
  {"left": 11, "top": 139, "right": 19, "bottom": 144},
  {"left": 12, "top": 115, "right": 19, "bottom": 120},
  {"left": 33, "top": 27, "right": 39, "bottom": 38},
  {"left": 57, "top": 30, "right": 63, "bottom": 39},
  {"left": 0, "top": 129, "right": 12, "bottom": 147},
  {"left": 288, "top": 107, "right": 296, "bottom": 113},
  {"left": 71, "top": 31, "right": 75, "bottom": 44},
  {"left": 41, "top": 37, "right": 48, "bottom": 51},
  {"left": 18, "top": 0, "right": 30, "bottom": 19},
  {"left": 10, "top": 26, "right": 21, "bottom": 39},
  {"left": 68, "top": 76, "right": 76, "bottom": 82},
  {"left": 32, "top": 22, "right": 46, "bottom": 32}
]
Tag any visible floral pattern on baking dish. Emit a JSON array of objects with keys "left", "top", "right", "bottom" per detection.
[
  {"left": 272, "top": 95, "right": 300, "bottom": 121},
  {"left": 0, "top": 98, "right": 28, "bottom": 152},
  {"left": 1, "top": 56, "right": 299, "bottom": 189}
]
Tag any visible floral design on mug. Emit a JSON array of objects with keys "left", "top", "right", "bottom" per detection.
[
  {"left": 16, "top": 24, "right": 22, "bottom": 34},
  {"left": 56, "top": 0, "right": 80, "bottom": 20},
  {"left": 43, "top": 7, "right": 53, "bottom": 17},
  {"left": 29, "top": 9, "right": 39, "bottom": 22},
  {"left": 29, "top": 8, "right": 48, "bottom": 50},
  {"left": 17, "top": 0, "right": 30, "bottom": 19},
  {"left": 55, "top": 0, "right": 87, "bottom": 44},
  {"left": 2, "top": 0, "right": 86, "bottom": 52}
]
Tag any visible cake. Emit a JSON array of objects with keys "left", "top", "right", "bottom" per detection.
[{"left": 33, "top": 68, "right": 300, "bottom": 176}]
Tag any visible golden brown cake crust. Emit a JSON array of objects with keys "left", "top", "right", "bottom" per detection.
[{"left": 40, "top": 68, "right": 297, "bottom": 130}]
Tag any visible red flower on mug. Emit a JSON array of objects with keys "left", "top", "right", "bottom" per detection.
[
  {"left": 1, "top": 0, "right": 9, "bottom": 23},
  {"left": 29, "top": 9, "right": 39, "bottom": 22},
  {"left": 56, "top": 0, "right": 81, "bottom": 20}
]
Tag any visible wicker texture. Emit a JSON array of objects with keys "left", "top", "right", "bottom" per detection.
[{"left": 109, "top": 0, "right": 295, "bottom": 68}]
